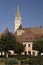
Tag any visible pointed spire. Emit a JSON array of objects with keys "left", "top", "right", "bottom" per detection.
[{"left": 16, "top": 6, "right": 21, "bottom": 18}]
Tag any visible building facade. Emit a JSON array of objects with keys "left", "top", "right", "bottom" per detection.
[{"left": 14, "top": 6, "right": 43, "bottom": 56}]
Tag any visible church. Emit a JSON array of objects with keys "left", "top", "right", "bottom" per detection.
[
  {"left": 14, "top": 6, "right": 43, "bottom": 56},
  {"left": 0, "top": 6, "right": 43, "bottom": 56}
]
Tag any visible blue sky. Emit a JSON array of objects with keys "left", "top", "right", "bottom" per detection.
[{"left": 0, "top": 0, "right": 43, "bottom": 32}]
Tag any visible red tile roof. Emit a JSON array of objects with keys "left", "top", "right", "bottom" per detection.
[{"left": 14, "top": 27, "right": 43, "bottom": 42}]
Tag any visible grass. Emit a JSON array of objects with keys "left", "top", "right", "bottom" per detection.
[
  {"left": 0, "top": 62, "right": 5, "bottom": 65},
  {"left": 0, "top": 58, "right": 19, "bottom": 65},
  {"left": 0, "top": 58, "right": 5, "bottom": 65},
  {"left": 0, "top": 55, "right": 43, "bottom": 65}
]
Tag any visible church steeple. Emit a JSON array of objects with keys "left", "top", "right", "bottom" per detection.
[
  {"left": 16, "top": 6, "right": 21, "bottom": 18},
  {"left": 14, "top": 6, "right": 22, "bottom": 32}
]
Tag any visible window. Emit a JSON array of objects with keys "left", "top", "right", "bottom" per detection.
[
  {"left": 33, "top": 52, "right": 35, "bottom": 56},
  {"left": 28, "top": 51, "right": 31, "bottom": 55},
  {"left": 25, "top": 51, "right": 27, "bottom": 55},
  {"left": 28, "top": 44, "right": 30, "bottom": 47}
]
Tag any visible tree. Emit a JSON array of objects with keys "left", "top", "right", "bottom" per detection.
[
  {"left": 0, "top": 28, "right": 16, "bottom": 57},
  {"left": 14, "top": 42, "right": 25, "bottom": 55},
  {"left": 29, "top": 56, "right": 43, "bottom": 65},
  {"left": 33, "top": 38, "right": 43, "bottom": 55},
  {"left": 0, "top": 28, "right": 25, "bottom": 56}
]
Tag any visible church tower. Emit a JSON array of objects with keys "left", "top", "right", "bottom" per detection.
[{"left": 14, "top": 6, "right": 22, "bottom": 32}]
